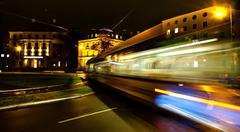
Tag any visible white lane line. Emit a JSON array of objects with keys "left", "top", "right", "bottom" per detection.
[
  {"left": 58, "top": 107, "right": 117, "bottom": 124},
  {"left": 0, "top": 92, "right": 95, "bottom": 111},
  {"left": 0, "top": 84, "right": 64, "bottom": 93}
]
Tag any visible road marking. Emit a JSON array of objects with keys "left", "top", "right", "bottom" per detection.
[
  {"left": 0, "top": 84, "right": 64, "bottom": 93},
  {"left": 0, "top": 92, "right": 95, "bottom": 111},
  {"left": 58, "top": 107, "right": 117, "bottom": 124}
]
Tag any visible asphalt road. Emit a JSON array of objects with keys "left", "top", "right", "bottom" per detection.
[{"left": 0, "top": 84, "right": 217, "bottom": 132}]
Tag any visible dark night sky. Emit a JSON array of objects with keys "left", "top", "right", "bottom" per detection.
[{"left": 0, "top": 0, "right": 238, "bottom": 37}]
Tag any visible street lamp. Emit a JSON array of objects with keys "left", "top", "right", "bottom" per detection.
[
  {"left": 214, "top": 7, "right": 228, "bottom": 19},
  {"left": 16, "top": 46, "right": 22, "bottom": 69},
  {"left": 214, "top": 6, "right": 233, "bottom": 41}
]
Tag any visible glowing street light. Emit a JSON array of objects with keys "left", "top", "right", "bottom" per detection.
[
  {"left": 16, "top": 46, "right": 22, "bottom": 52},
  {"left": 214, "top": 7, "right": 227, "bottom": 19},
  {"left": 214, "top": 5, "right": 233, "bottom": 41}
]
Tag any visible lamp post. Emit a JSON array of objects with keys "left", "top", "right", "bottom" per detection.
[
  {"left": 229, "top": 5, "right": 233, "bottom": 41},
  {"left": 214, "top": 6, "right": 233, "bottom": 41},
  {"left": 16, "top": 46, "right": 22, "bottom": 70}
]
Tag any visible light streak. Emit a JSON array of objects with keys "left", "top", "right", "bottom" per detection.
[
  {"left": 155, "top": 88, "right": 240, "bottom": 111},
  {"left": 121, "top": 38, "right": 218, "bottom": 59}
]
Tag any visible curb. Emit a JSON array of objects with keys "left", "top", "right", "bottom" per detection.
[
  {"left": 0, "top": 84, "right": 65, "bottom": 93},
  {"left": 0, "top": 92, "right": 95, "bottom": 111}
]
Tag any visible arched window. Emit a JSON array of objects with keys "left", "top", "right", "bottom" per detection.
[
  {"left": 192, "top": 15, "right": 197, "bottom": 20},
  {"left": 203, "top": 12, "right": 208, "bottom": 17},
  {"left": 183, "top": 18, "right": 187, "bottom": 22}
]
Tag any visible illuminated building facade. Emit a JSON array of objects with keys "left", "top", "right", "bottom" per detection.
[
  {"left": 95, "top": 5, "right": 240, "bottom": 66},
  {"left": 161, "top": 6, "right": 240, "bottom": 41},
  {"left": 78, "top": 28, "right": 123, "bottom": 69},
  {"left": 9, "top": 31, "right": 68, "bottom": 70}
]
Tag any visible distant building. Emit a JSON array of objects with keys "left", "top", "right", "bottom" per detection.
[
  {"left": 93, "top": 5, "right": 240, "bottom": 64},
  {"left": 161, "top": 6, "right": 240, "bottom": 42},
  {"left": 78, "top": 28, "right": 124, "bottom": 69},
  {"left": 8, "top": 31, "right": 69, "bottom": 70}
]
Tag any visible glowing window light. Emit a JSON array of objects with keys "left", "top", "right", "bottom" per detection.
[
  {"left": 24, "top": 59, "right": 28, "bottom": 66},
  {"left": 46, "top": 43, "right": 49, "bottom": 56},
  {"left": 24, "top": 49, "right": 27, "bottom": 56},
  {"left": 38, "top": 48, "right": 42, "bottom": 56},
  {"left": 58, "top": 61, "right": 61, "bottom": 67},
  {"left": 194, "top": 60, "right": 198, "bottom": 68},
  {"left": 46, "top": 49, "right": 49, "bottom": 56},
  {"left": 174, "top": 28, "right": 179, "bottom": 34},
  {"left": 121, "top": 38, "right": 218, "bottom": 59},
  {"left": 155, "top": 88, "right": 240, "bottom": 111},
  {"left": 33, "top": 59, "right": 37, "bottom": 68},
  {"left": 31, "top": 48, "right": 35, "bottom": 56},
  {"left": 166, "top": 29, "right": 171, "bottom": 36}
]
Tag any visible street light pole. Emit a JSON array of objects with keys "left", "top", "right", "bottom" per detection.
[{"left": 229, "top": 5, "right": 233, "bottom": 41}]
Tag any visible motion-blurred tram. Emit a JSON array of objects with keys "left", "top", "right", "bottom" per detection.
[{"left": 86, "top": 27, "right": 240, "bottom": 131}]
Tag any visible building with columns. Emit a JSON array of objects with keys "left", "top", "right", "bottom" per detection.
[
  {"left": 78, "top": 28, "right": 124, "bottom": 69},
  {"left": 9, "top": 31, "right": 69, "bottom": 70}
]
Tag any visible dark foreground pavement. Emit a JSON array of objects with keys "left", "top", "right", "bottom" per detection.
[{"left": 0, "top": 84, "right": 217, "bottom": 132}]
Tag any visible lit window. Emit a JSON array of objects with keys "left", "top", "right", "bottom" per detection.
[
  {"left": 24, "top": 59, "right": 28, "bottom": 66},
  {"left": 6, "top": 54, "right": 10, "bottom": 58},
  {"left": 1, "top": 54, "right": 4, "bottom": 57},
  {"left": 116, "top": 34, "right": 119, "bottom": 39},
  {"left": 166, "top": 29, "right": 171, "bottom": 36},
  {"left": 38, "top": 48, "right": 42, "bottom": 56},
  {"left": 58, "top": 61, "right": 61, "bottom": 67},
  {"left": 34, "top": 59, "right": 37, "bottom": 68},
  {"left": 31, "top": 48, "right": 35, "bottom": 56},
  {"left": 174, "top": 28, "right": 179, "bottom": 34},
  {"left": 194, "top": 60, "right": 198, "bottom": 68}
]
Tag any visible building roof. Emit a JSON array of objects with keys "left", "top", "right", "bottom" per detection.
[{"left": 10, "top": 22, "right": 68, "bottom": 32}]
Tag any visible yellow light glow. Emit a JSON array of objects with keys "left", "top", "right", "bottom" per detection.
[
  {"left": 16, "top": 46, "right": 22, "bottom": 52},
  {"left": 33, "top": 59, "right": 37, "bottom": 68},
  {"left": 31, "top": 48, "right": 35, "bottom": 56},
  {"left": 155, "top": 88, "right": 240, "bottom": 111},
  {"left": 214, "top": 7, "right": 227, "bottom": 19},
  {"left": 38, "top": 48, "right": 42, "bottom": 56},
  {"left": 46, "top": 49, "right": 49, "bottom": 56},
  {"left": 24, "top": 59, "right": 28, "bottom": 66}
]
